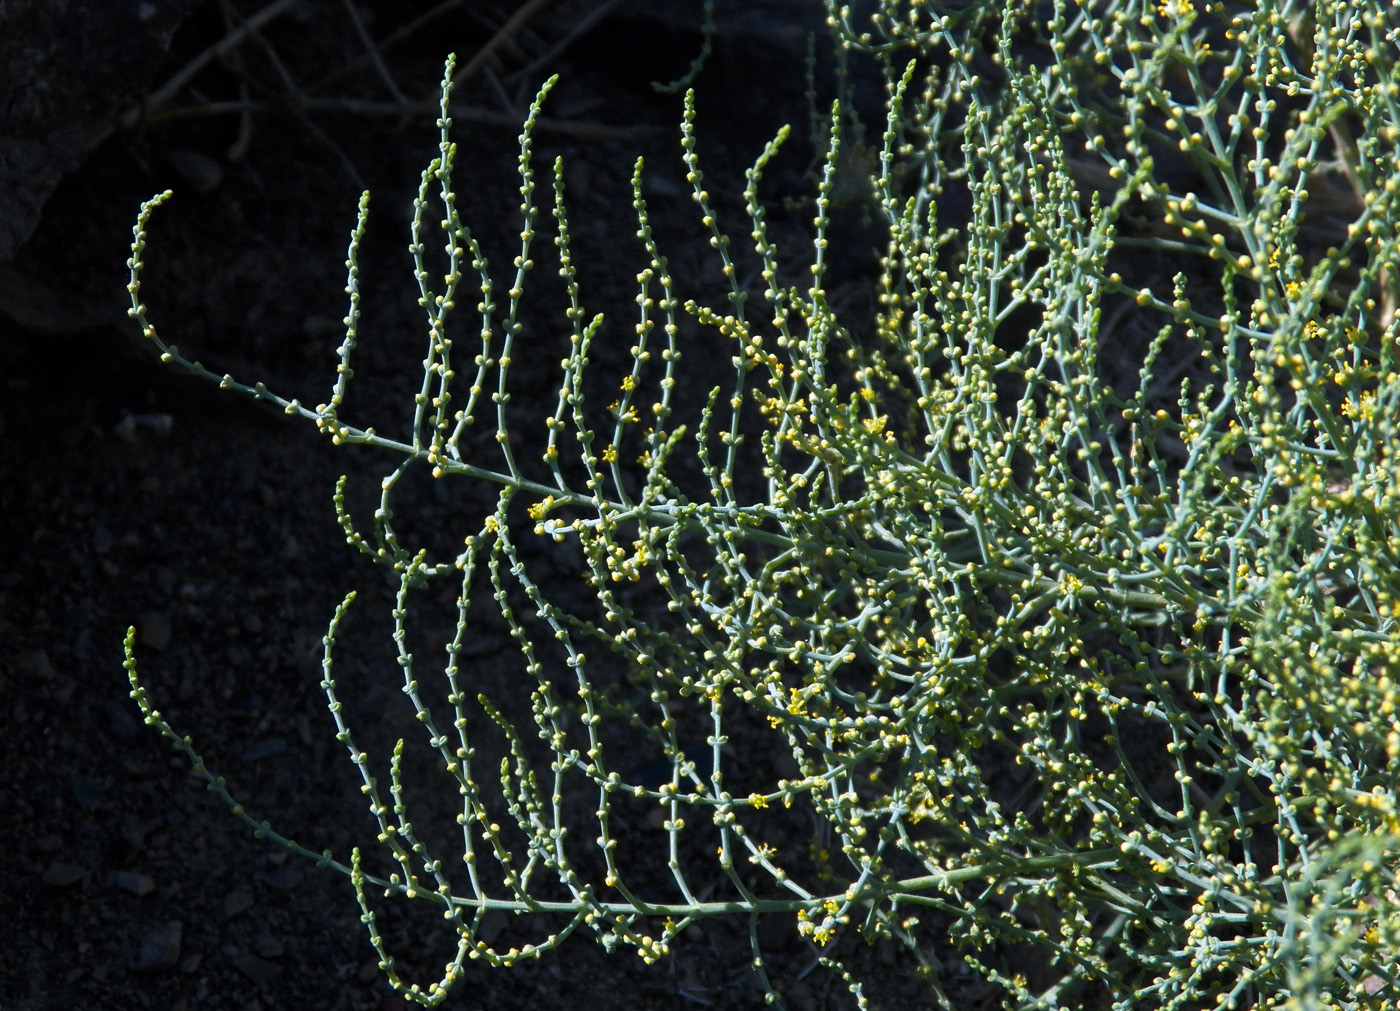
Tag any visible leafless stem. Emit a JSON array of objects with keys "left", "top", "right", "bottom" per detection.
[{"left": 119, "top": 0, "right": 304, "bottom": 129}]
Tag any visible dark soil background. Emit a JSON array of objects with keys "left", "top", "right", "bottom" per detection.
[{"left": 0, "top": 2, "right": 942, "bottom": 1009}]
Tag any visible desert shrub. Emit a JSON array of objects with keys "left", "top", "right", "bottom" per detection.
[{"left": 126, "top": 1, "right": 1400, "bottom": 1007}]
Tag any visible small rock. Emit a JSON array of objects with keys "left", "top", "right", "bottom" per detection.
[
  {"left": 477, "top": 910, "right": 508, "bottom": 946},
  {"left": 139, "top": 612, "right": 172, "bottom": 651},
  {"left": 223, "top": 885, "right": 255, "bottom": 919},
  {"left": 121, "top": 817, "right": 161, "bottom": 849},
  {"left": 165, "top": 149, "right": 223, "bottom": 195},
  {"left": 42, "top": 860, "right": 86, "bottom": 887},
  {"left": 133, "top": 412, "right": 173, "bottom": 437},
  {"left": 262, "top": 864, "right": 302, "bottom": 891},
  {"left": 105, "top": 700, "right": 139, "bottom": 739},
  {"left": 231, "top": 954, "right": 281, "bottom": 988},
  {"left": 137, "top": 920, "right": 183, "bottom": 971},
  {"left": 253, "top": 933, "right": 283, "bottom": 959},
  {"left": 16, "top": 649, "right": 55, "bottom": 680},
  {"left": 113, "top": 413, "right": 138, "bottom": 443},
  {"left": 69, "top": 778, "right": 104, "bottom": 810},
  {"left": 93, "top": 525, "right": 113, "bottom": 554},
  {"left": 112, "top": 870, "right": 156, "bottom": 896},
  {"left": 240, "top": 737, "right": 286, "bottom": 763}
]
